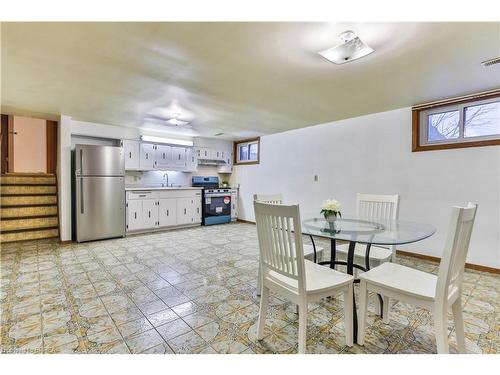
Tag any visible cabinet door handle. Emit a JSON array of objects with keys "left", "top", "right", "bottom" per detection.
[
  {"left": 148, "top": 211, "right": 151, "bottom": 218},
  {"left": 184, "top": 208, "right": 186, "bottom": 214},
  {"left": 129, "top": 151, "right": 132, "bottom": 159},
  {"left": 134, "top": 212, "right": 137, "bottom": 219},
  {"left": 167, "top": 209, "right": 169, "bottom": 216},
  {"left": 146, "top": 153, "right": 148, "bottom": 160}
]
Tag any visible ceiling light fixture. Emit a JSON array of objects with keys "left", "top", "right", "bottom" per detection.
[
  {"left": 141, "top": 135, "right": 193, "bottom": 147},
  {"left": 166, "top": 113, "right": 190, "bottom": 126},
  {"left": 318, "top": 30, "right": 374, "bottom": 65},
  {"left": 481, "top": 57, "right": 500, "bottom": 67}
]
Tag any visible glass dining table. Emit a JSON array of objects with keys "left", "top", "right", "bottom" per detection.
[{"left": 302, "top": 216, "right": 436, "bottom": 343}]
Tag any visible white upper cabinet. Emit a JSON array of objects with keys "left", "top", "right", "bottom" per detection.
[
  {"left": 156, "top": 145, "right": 173, "bottom": 169},
  {"left": 172, "top": 146, "right": 186, "bottom": 167},
  {"left": 213, "top": 149, "right": 223, "bottom": 161},
  {"left": 217, "top": 151, "right": 233, "bottom": 173},
  {"left": 123, "top": 140, "right": 140, "bottom": 170},
  {"left": 185, "top": 147, "right": 198, "bottom": 172},
  {"left": 124, "top": 138, "right": 233, "bottom": 173},
  {"left": 197, "top": 147, "right": 212, "bottom": 160},
  {"left": 139, "top": 143, "right": 156, "bottom": 170}
]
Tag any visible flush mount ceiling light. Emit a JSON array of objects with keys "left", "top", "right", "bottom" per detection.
[
  {"left": 481, "top": 57, "right": 500, "bottom": 67},
  {"left": 166, "top": 113, "right": 190, "bottom": 126},
  {"left": 318, "top": 30, "right": 374, "bottom": 65}
]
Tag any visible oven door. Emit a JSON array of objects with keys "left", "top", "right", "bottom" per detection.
[{"left": 203, "top": 193, "right": 231, "bottom": 225}]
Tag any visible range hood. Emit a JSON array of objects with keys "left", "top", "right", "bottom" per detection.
[{"left": 197, "top": 157, "right": 228, "bottom": 165}]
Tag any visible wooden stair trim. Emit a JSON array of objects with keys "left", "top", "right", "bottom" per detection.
[
  {"left": 0, "top": 183, "right": 57, "bottom": 187},
  {"left": 0, "top": 214, "right": 59, "bottom": 221},
  {"left": 0, "top": 225, "right": 59, "bottom": 234},
  {"left": 0, "top": 172, "right": 56, "bottom": 177},
  {"left": 0, "top": 228, "right": 59, "bottom": 243},
  {"left": 1, "top": 203, "right": 58, "bottom": 208},
  {"left": 0, "top": 193, "right": 58, "bottom": 197}
]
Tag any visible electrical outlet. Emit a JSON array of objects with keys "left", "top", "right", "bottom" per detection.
[{"left": 314, "top": 174, "right": 319, "bottom": 182}]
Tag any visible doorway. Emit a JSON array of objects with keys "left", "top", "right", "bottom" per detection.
[{"left": 0, "top": 115, "right": 57, "bottom": 174}]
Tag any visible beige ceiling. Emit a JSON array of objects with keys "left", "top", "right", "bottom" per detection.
[{"left": 1, "top": 22, "right": 499, "bottom": 139}]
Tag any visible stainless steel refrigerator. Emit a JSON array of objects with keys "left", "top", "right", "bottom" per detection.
[{"left": 74, "top": 144, "right": 125, "bottom": 242}]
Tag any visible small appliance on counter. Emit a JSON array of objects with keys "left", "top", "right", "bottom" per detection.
[
  {"left": 192, "top": 176, "right": 232, "bottom": 225},
  {"left": 73, "top": 145, "right": 125, "bottom": 242}
]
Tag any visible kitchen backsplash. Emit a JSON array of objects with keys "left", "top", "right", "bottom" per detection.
[{"left": 125, "top": 165, "right": 228, "bottom": 187}]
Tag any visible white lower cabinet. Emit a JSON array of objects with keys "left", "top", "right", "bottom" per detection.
[
  {"left": 192, "top": 197, "right": 201, "bottom": 223},
  {"left": 176, "top": 198, "right": 192, "bottom": 225},
  {"left": 231, "top": 189, "right": 238, "bottom": 220},
  {"left": 158, "top": 198, "right": 177, "bottom": 227},
  {"left": 126, "top": 189, "right": 202, "bottom": 233},
  {"left": 126, "top": 200, "right": 144, "bottom": 231},
  {"left": 142, "top": 199, "right": 159, "bottom": 229}
]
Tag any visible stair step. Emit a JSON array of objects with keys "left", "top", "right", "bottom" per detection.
[
  {"left": 0, "top": 228, "right": 59, "bottom": 243},
  {"left": 1, "top": 195, "right": 58, "bottom": 206},
  {"left": 0, "top": 216, "right": 58, "bottom": 232},
  {"left": 1, "top": 185, "right": 57, "bottom": 195},
  {"left": 0, "top": 175, "right": 56, "bottom": 185},
  {"left": 0, "top": 205, "right": 58, "bottom": 219}
]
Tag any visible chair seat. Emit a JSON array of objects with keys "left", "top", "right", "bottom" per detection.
[
  {"left": 359, "top": 262, "right": 437, "bottom": 301},
  {"left": 267, "top": 260, "right": 353, "bottom": 294},
  {"left": 336, "top": 243, "right": 392, "bottom": 261},
  {"left": 304, "top": 244, "right": 324, "bottom": 257}
]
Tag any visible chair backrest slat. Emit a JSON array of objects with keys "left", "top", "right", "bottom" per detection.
[
  {"left": 436, "top": 203, "right": 477, "bottom": 303},
  {"left": 356, "top": 193, "right": 399, "bottom": 221},
  {"left": 254, "top": 193, "right": 284, "bottom": 204},
  {"left": 254, "top": 201, "right": 306, "bottom": 291}
]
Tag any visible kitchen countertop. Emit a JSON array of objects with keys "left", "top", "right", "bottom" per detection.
[{"left": 125, "top": 186, "right": 203, "bottom": 191}]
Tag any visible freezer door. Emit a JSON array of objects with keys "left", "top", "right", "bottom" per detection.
[
  {"left": 76, "top": 176, "right": 125, "bottom": 242},
  {"left": 75, "top": 145, "right": 124, "bottom": 176}
]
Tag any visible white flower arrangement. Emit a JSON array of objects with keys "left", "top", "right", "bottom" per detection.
[{"left": 320, "top": 199, "right": 342, "bottom": 219}]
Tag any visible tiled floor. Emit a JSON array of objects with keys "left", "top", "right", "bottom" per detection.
[{"left": 1, "top": 222, "right": 498, "bottom": 354}]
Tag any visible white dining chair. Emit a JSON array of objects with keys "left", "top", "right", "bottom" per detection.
[
  {"left": 254, "top": 193, "right": 324, "bottom": 296},
  {"left": 357, "top": 203, "right": 477, "bottom": 354},
  {"left": 254, "top": 201, "right": 354, "bottom": 353},
  {"left": 335, "top": 193, "right": 399, "bottom": 321},
  {"left": 336, "top": 193, "right": 400, "bottom": 267}
]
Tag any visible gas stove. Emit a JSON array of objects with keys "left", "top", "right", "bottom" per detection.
[{"left": 192, "top": 176, "right": 232, "bottom": 225}]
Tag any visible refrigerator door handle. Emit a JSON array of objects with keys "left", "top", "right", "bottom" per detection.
[
  {"left": 80, "top": 177, "right": 84, "bottom": 214},
  {"left": 80, "top": 148, "right": 83, "bottom": 173}
]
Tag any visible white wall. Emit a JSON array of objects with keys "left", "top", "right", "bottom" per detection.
[
  {"left": 71, "top": 120, "right": 140, "bottom": 140},
  {"left": 58, "top": 115, "right": 72, "bottom": 241},
  {"left": 231, "top": 107, "right": 500, "bottom": 268}
]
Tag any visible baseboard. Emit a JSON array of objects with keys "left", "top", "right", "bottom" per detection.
[
  {"left": 59, "top": 240, "right": 72, "bottom": 245},
  {"left": 236, "top": 218, "right": 255, "bottom": 224},
  {"left": 235, "top": 219, "right": 499, "bottom": 274},
  {"left": 396, "top": 249, "right": 499, "bottom": 275}
]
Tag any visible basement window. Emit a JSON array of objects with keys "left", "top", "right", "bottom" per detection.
[
  {"left": 412, "top": 91, "right": 500, "bottom": 151},
  {"left": 234, "top": 137, "right": 260, "bottom": 165}
]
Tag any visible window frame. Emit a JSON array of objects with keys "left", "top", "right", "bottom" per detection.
[
  {"left": 233, "top": 137, "right": 260, "bottom": 165},
  {"left": 412, "top": 90, "right": 500, "bottom": 152}
]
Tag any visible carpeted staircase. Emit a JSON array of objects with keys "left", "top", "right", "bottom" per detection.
[{"left": 0, "top": 174, "right": 59, "bottom": 242}]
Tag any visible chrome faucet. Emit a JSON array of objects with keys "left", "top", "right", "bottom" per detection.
[{"left": 163, "top": 172, "right": 169, "bottom": 187}]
